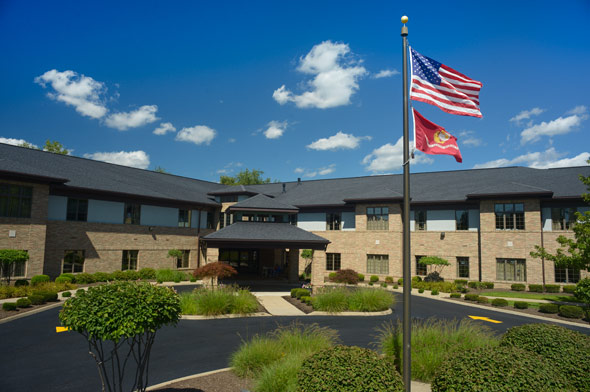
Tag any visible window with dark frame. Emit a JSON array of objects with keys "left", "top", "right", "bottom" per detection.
[
  {"left": 220, "top": 195, "right": 238, "bottom": 203},
  {"left": 416, "top": 255, "right": 427, "bottom": 275},
  {"left": 326, "top": 253, "right": 341, "bottom": 271},
  {"left": 326, "top": 212, "right": 341, "bottom": 231},
  {"left": 367, "top": 207, "right": 389, "bottom": 230},
  {"left": 124, "top": 203, "right": 141, "bottom": 225},
  {"left": 495, "top": 203, "right": 524, "bottom": 230},
  {"left": 457, "top": 257, "right": 469, "bottom": 278},
  {"left": 455, "top": 210, "right": 469, "bottom": 231},
  {"left": 176, "top": 250, "right": 190, "bottom": 269},
  {"left": 367, "top": 254, "right": 389, "bottom": 275},
  {"left": 289, "top": 214, "right": 298, "bottom": 226},
  {"left": 178, "top": 209, "right": 191, "bottom": 228},
  {"left": 63, "top": 250, "right": 85, "bottom": 273},
  {"left": 1, "top": 251, "right": 27, "bottom": 278},
  {"left": 554, "top": 266, "right": 580, "bottom": 283},
  {"left": 551, "top": 207, "right": 577, "bottom": 231},
  {"left": 496, "top": 258, "right": 526, "bottom": 281},
  {"left": 206, "top": 211, "right": 215, "bottom": 229},
  {"left": 415, "top": 210, "right": 427, "bottom": 231},
  {"left": 121, "top": 250, "right": 138, "bottom": 271},
  {"left": 0, "top": 183, "right": 32, "bottom": 218},
  {"left": 66, "top": 198, "right": 88, "bottom": 221}
]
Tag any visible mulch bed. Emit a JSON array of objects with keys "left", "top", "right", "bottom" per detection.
[
  {"left": 0, "top": 301, "right": 61, "bottom": 321},
  {"left": 153, "top": 369, "right": 253, "bottom": 392},
  {"left": 282, "top": 295, "right": 314, "bottom": 314}
]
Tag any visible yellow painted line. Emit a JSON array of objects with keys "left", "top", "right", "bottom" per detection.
[
  {"left": 468, "top": 315, "right": 502, "bottom": 324},
  {"left": 56, "top": 326, "right": 70, "bottom": 333}
]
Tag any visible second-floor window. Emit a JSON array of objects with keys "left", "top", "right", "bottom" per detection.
[
  {"left": 551, "top": 207, "right": 576, "bottom": 230},
  {"left": 67, "top": 198, "right": 88, "bottom": 221},
  {"left": 455, "top": 210, "right": 469, "bottom": 230},
  {"left": 124, "top": 203, "right": 141, "bottom": 225},
  {"left": 415, "top": 210, "right": 427, "bottom": 231},
  {"left": 0, "top": 183, "right": 32, "bottom": 218},
  {"left": 178, "top": 209, "right": 191, "bottom": 228},
  {"left": 326, "top": 213, "right": 341, "bottom": 231},
  {"left": 367, "top": 207, "right": 389, "bottom": 230},
  {"left": 495, "top": 203, "right": 524, "bottom": 230}
]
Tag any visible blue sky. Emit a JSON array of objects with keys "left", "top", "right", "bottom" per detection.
[{"left": 1, "top": 0, "right": 589, "bottom": 182}]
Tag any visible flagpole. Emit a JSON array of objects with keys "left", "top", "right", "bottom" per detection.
[{"left": 401, "top": 15, "right": 412, "bottom": 392}]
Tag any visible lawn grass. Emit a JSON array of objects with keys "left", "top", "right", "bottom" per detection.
[{"left": 483, "top": 291, "right": 580, "bottom": 302}]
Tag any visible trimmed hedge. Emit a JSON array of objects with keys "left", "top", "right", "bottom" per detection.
[
  {"left": 450, "top": 293, "right": 461, "bottom": 299},
  {"left": 539, "top": 303, "right": 559, "bottom": 314},
  {"left": 14, "top": 279, "right": 29, "bottom": 287},
  {"left": 357, "top": 274, "right": 365, "bottom": 282},
  {"left": 511, "top": 283, "right": 525, "bottom": 291},
  {"left": 31, "top": 275, "right": 50, "bottom": 286},
  {"left": 2, "top": 302, "right": 17, "bottom": 311},
  {"left": 28, "top": 294, "right": 45, "bottom": 305},
  {"left": 476, "top": 296, "right": 489, "bottom": 304},
  {"left": 454, "top": 279, "right": 468, "bottom": 285},
  {"left": 74, "top": 273, "right": 95, "bottom": 284},
  {"left": 545, "top": 284, "right": 560, "bottom": 293},
  {"left": 431, "top": 289, "right": 439, "bottom": 295},
  {"left": 297, "top": 345, "right": 404, "bottom": 392},
  {"left": 16, "top": 297, "right": 32, "bottom": 308},
  {"left": 558, "top": 305, "right": 584, "bottom": 319},
  {"left": 291, "top": 288, "right": 311, "bottom": 299},
  {"left": 464, "top": 294, "right": 479, "bottom": 301},
  {"left": 138, "top": 268, "right": 156, "bottom": 280},
  {"left": 55, "top": 276, "right": 72, "bottom": 284},
  {"left": 300, "top": 296, "right": 312, "bottom": 305},
  {"left": 562, "top": 285, "right": 576, "bottom": 294},
  {"left": 33, "top": 290, "right": 58, "bottom": 302},
  {"left": 528, "top": 284, "right": 544, "bottom": 293},
  {"left": 514, "top": 301, "right": 529, "bottom": 309},
  {"left": 58, "top": 273, "right": 76, "bottom": 283},
  {"left": 431, "top": 346, "right": 572, "bottom": 392},
  {"left": 500, "top": 323, "right": 590, "bottom": 392},
  {"left": 418, "top": 288, "right": 425, "bottom": 294},
  {"left": 491, "top": 298, "right": 508, "bottom": 307},
  {"left": 61, "top": 291, "right": 72, "bottom": 298},
  {"left": 370, "top": 275, "right": 379, "bottom": 283},
  {"left": 385, "top": 276, "right": 394, "bottom": 283}
]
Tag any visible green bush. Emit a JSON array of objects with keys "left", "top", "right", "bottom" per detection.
[
  {"left": 347, "top": 288, "right": 394, "bottom": 312},
  {"left": 491, "top": 298, "right": 508, "bottom": 307},
  {"left": 476, "top": 296, "right": 489, "bottom": 304},
  {"left": 528, "top": 284, "right": 544, "bottom": 292},
  {"left": 558, "top": 305, "right": 584, "bottom": 319},
  {"left": 28, "top": 294, "right": 45, "bottom": 305},
  {"left": 58, "top": 273, "right": 76, "bottom": 283},
  {"left": 450, "top": 293, "right": 461, "bottom": 298},
  {"left": 33, "top": 290, "right": 58, "bottom": 302},
  {"left": 180, "top": 286, "right": 258, "bottom": 316},
  {"left": 511, "top": 283, "right": 525, "bottom": 291},
  {"left": 454, "top": 279, "right": 468, "bottom": 285},
  {"left": 61, "top": 291, "right": 72, "bottom": 297},
  {"left": 291, "top": 288, "right": 311, "bottom": 299},
  {"left": 539, "top": 303, "right": 559, "bottom": 313},
  {"left": 255, "top": 352, "right": 304, "bottom": 392},
  {"left": 397, "top": 278, "right": 403, "bottom": 285},
  {"left": 385, "top": 276, "right": 394, "bottom": 283},
  {"left": 300, "top": 296, "right": 311, "bottom": 305},
  {"left": 563, "top": 284, "right": 576, "bottom": 294},
  {"left": 418, "top": 288, "right": 424, "bottom": 293},
  {"left": 545, "top": 284, "right": 560, "bottom": 293},
  {"left": 2, "top": 302, "right": 17, "bottom": 311},
  {"left": 431, "top": 289, "right": 439, "bottom": 295},
  {"left": 74, "top": 273, "right": 95, "bottom": 284},
  {"left": 500, "top": 323, "right": 590, "bottom": 392},
  {"left": 92, "top": 271, "right": 110, "bottom": 282},
  {"left": 357, "top": 273, "right": 365, "bottom": 282},
  {"left": 312, "top": 287, "right": 349, "bottom": 313},
  {"left": 460, "top": 287, "right": 469, "bottom": 293},
  {"left": 369, "top": 275, "right": 379, "bottom": 283},
  {"left": 431, "top": 346, "right": 572, "bottom": 392},
  {"left": 155, "top": 268, "right": 187, "bottom": 283},
  {"left": 483, "top": 282, "right": 494, "bottom": 289},
  {"left": 514, "top": 301, "right": 529, "bottom": 309},
  {"left": 55, "top": 276, "right": 72, "bottom": 284},
  {"left": 298, "top": 345, "right": 404, "bottom": 392},
  {"left": 412, "top": 276, "right": 422, "bottom": 284},
  {"left": 16, "top": 297, "right": 32, "bottom": 308},
  {"left": 14, "top": 279, "right": 29, "bottom": 286},
  {"left": 328, "top": 272, "right": 337, "bottom": 281},
  {"left": 467, "top": 281, "right": 480, "bottom": 289},
  {"left": 330, "top": 269, "right": 359, "bottom": 285},
  {"left": 380, "top": 282, "right": 387, "bottom": 288},
  {"left": 464, "top": 294, "right": 479, "bottom": 301},
  {"left": 138, "top": 268, "right": 156, "bottom": 280},
  {"left": 393, "top": 284, "right": 399, "bottom": 289},
  {"left": 76, "top": 289, "right": 86, "bottom": 296},
  {"left": 31, "top": 275, "right": 50, "bottom": 286}
]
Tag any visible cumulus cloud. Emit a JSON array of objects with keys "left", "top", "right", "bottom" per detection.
[
  {"left": 294, "top": 167, "right": 305, "bottom": 174},
  {"left": 84, "top": 150, "right": 150, "bottom": 169},
  {"left": 458, "top": 130, "right": 483, "bottom": 147},
  {"left": 510, "top": 107, "right": 544, "bottom": 124},
  {"left": 175, "top": 125, "right": 216, "bottom": 145},
  {"left": 0, "top": 137, "right": 38, "bottom": 148},
  {"left": 362, "top": 137, "right": 433, "bottom": 173},
  {"left": 307, "top": 131, "right": 371, "bottom": 150},
  {"left": 520, "top": 107, "right": 588, "bottom": 145},
  {"left": 153, "top": 122, "right": 176, "bottom": 135},
  {"left": 264, "top": 121, "right": 288, "bottom": 139},
  {"left": 473, "top": 148, "right": 590, "bottom": 169},
  {"left": 372, "top": 69, "right": 399, "bottom": 79},
  {"left": 34, "top": 69, "right": 107, "bottom": 119},
  {"left": 295, "top": 164, "right": 336, "bottom": 178},
  {"left": 217, "top": 161, "right": 243, "bottom": 174},
  {"left": 567, "top": 105, "right": 588, "bottom": 115},
  {"left": 272, "top": 41, "right": 367, "bottom": 109},
  {"left": 105, "top": 105, "right": 159, "bottom": 131}
]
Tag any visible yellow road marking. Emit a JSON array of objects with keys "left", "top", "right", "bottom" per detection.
[
  {"left": 56, "top": 326, "right": 70, "bottom": 333},
  {"left": 468, "top": 315, "right": 502, "bottom": 324}
]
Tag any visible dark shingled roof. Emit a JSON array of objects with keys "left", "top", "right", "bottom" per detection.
[{"left": 227, "top": 194, "right": 298, "bottom": 212}]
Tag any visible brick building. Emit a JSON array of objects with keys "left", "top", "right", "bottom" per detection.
[{"left": 1, "top": 143, "right": 588, "bottom": 288}]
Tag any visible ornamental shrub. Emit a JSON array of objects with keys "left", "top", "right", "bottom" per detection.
[
  {"left": 291, "top": 288, "right": 311, "bottom": 299},
  {"left": 574, "top": 278, "right": 590, "bottom": 316},
  {"left": 431, "top": 346, "right": 572, "bottom": 392},
  {"left": 297, "top": 345, "right": 404, "bottom": 392},
  {"left": 76, "top": 289, "right": 86, "bottom": 296},
  {"left": 558, "top": 305, "right": 584, "bottom": 319},
  {"left": 31, "top": 275, "right": 50, "bottom": 286},
  {"left": 528, "top": 284, "right": 544, "bottom": 292},
  {"left": 92, "top": 272, "right": 110, "bottom": 282},
  {"left": 467, "top": 281, "right": 479, "bottom": 289},
  {"left": 58, "top": 273, "right": 76, "bottom": 283},
  {"left": 397, "top": 278, "right": 403, "bottom": 285},
  {"left": 545, "top": 284, "right": 560, "bottom": 293},
  {"left": 328, "top": 272, "right": 337, "bottom": 281},
  {"left": 431, "top": 289, "right": 439, "bottom": 295},
  {"left": 381, "top": 282, "right": 388, "bottom": 288},
  {"left": 368, "top": 282, "right": 374, "bottom": 286},
  {"left": 74, "top": 273, "right": 95, "bottom": 284},
  {"left": 514, "top": 301, "right": 529, "bottom": 309},
  {"left": 55, "top": 276, "right": 72, "bottom": 284},
  {"left": 539, "top": 303, "right": 559, "bottom": 313},
  {"left": 331, "top": 269, "right": 359, "bottom": 285},
  {"left": 14, "top": 279, "right": 29, "bottom": 287},
  {"left": 300, "top": 296, "right": 312, "bottom": 305},
  {"left": 450, "top": 293, "right": 461, "bottom": 298},
  {"left": 370, "top": 275, "right": 379, "bottom": 283},
  {"left": 28, "top": 294, "right": 45, "bottom": 305},
  {"left": 2, "top": 302, "right": 17, "bottom": 311},
  {"left": 464, "top": 294, "right": 479, "bottom": 301},
  {"left": 500, "top": 323, "right": 590, "bottom": 392},
  {"left": 357, "top": 273, "right": 365, "bottom": 282},
  {"left": 454, "top": 279, "right": 468, "bottom": 285},
  {"left": 61, "top": 291, "right": 72, "bottom": 298},
  {"left": 418, "top": 288, "right": 424, "bottom": 293},
  {"left": 138, "top": 268, "right": 156, "bottom": 280},
  {"left": 33, "top": 290, "right": 58, "bottom": 302},
  {"left": 476, "top": 296, "right": 489, "bottom": 304},
  {"left": 16, "top": 297, "right": 32, "bottom": 308},
  {"left": 193, "top": 262, "right": 237, "bottom": 286},
  {"left": 483, "top": 282, "right": 494, "bottom": 289},
  {"left": 491, "top": 298, "right": 508, "bottom": 307},
  {"left": 412, "top": 276, "right": 422, "bottom": 283},
  {"left": 385, "top": 276, "right": 394, "bottom": 283},
  {"left": 563, "top": 284, "right": 576, "bottom": 294},
  {"left": 424, "top": 271, "right": 444, "bottom": 283},
  {"left": 511, "top": 283, "right": 525, "bottom": 291}
]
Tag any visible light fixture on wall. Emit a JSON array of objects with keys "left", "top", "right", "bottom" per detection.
[{"left": 440, "top": 232, "right": 445, "bottom": 240}]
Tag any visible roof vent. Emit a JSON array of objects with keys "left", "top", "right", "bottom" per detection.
[
  {"left": 282, "top": 183, "right": 286, "bottom": 193},
  {"left": 297, "top": 178, "right": 301, "bottom": 185}
]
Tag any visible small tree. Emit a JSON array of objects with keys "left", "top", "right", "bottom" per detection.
[
  {"left": 574, "top": 278, "right": 590, "bottom": 322},
  {"left": 193, "top": 262, "right": 237, "bottom": 288},
  {"left": 418, "top": 256, "right": 450, "bottom": 274},
  {"left": 59, "top": 282, "right": 181, "bottom": 392},
  {"left": 219, "top": 168, "right": 273, "bottom": 185},
  {"left": 167, "top": 249, "right": 183, "bottom": 268},
  {"left": 0, "top": 249, "right": 29, "bottom": 285},
  {"left": 301, "top": 249, "right": 313, "bottom": 277},
  {"left": 43, "top": 140, "right": 69, "bottom": 154}
]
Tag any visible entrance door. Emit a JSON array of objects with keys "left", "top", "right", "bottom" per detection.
[{"left": 219, "top": 249, "right": 259, "bottom": 273}]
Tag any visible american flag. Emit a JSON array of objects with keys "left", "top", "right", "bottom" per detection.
[{"left": 410, "top": 47, "right": 482, "bottom": 118}]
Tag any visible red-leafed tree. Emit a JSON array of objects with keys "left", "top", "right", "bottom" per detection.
[{"left": 193, "top": 262, "right": 237, "bottom": 288}]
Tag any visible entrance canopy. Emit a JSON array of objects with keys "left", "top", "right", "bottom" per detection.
[{"left": 202, "top": 221, "right": 329, "bottom": 250}]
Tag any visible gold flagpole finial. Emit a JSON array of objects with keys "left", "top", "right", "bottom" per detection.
[{"left": 401, "top": 15, "right": 408, "bottom": 24}]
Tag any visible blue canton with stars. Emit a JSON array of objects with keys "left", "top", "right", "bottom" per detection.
[{"left": 411, "top": 47, "right": 442, "bottom": 85}]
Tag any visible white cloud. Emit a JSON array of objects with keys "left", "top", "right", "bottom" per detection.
[
  {"left": 567, "top": 105, "right": 588, "bottom": 115},
  {"left": 84, "top": 150, "right": 150, "bottom": 169},
  {"left": 175, "top": 125, "right": 216, "bottom": 145},
  {"left": 318, "top": 164, "right": 336, "bottom": 175},
  {"left": 458, "top": 130, "right": 483, "bottom": 147},
  {"left": 0, "top": 137, "right": 38, "bottom": 148},
  {"left": 34, "top": 69, "right": 107, "bottom": 119},
  {"left": 362, "top": 137, "right": 433, "bottom": 173},
  {"left": 296, "top": 164, "right": 336, "bottom": 178},
  {"left": 473, "top": 148, "right": 590, "bottom": 169},
  {"left": 153, "top": 122, "right": 176, "bottom": 135},
  {"left": 264, "top": 121, "right": 288, "bottom": 139},
  {"left": 307, "top": 131, "right": 371, "bottom": 151},
  {"left": 510, "top": 107, "right": 545, "bottom": 124},
  {"left": 272, "top": 41, "right": 367, "bottom": 109},
  {"left": 228, "top": 138, "right": 236, "bottom": 143},
  {"left": 294, "top": 167, "right": 305, "bottom": 174},
  {"left": 105, "top": 105, "right": 159, "bottom": 131},
  {"left": 372, "top": 69, "right": 399, "bottom": 79},
  {"left": 520, "top": 109, "right": 588, "bottom": 145}
]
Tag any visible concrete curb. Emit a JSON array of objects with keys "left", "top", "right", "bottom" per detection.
[
  {"left": 181, "top": 312, "right": 270, "bottom": 320},
  {"left": 146, "top": 367, "right": 232, "bottom": 391},
  {"left": 308, "top": 308, "right": 393, "bottom": 316}
]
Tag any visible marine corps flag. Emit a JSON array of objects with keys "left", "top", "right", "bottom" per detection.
[{"left": 413, "top": 108, "right": 462, "bottom": 163}]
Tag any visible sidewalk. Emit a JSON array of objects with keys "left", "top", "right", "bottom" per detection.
[{"left": 253, "top": 292, "right": 305, "bottom": 316}]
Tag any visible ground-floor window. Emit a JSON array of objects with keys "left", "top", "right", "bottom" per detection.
[
  {"left": 326, "top": 253, "right": 341, "bottom": 271},
  {"left": 219, "top": 249, "right": 258, "bottom": 273},
  {"left": 554, "top": 266, "right": 580, "bottom": 283},
  {"left": 63, "top": 250, "right": 85, "bottom": 273},
  {"left": 367, "top": 254, "right": 389, "bottom": 275},
  {"left": 0, "top": 257, "right": 27, "bottom": 278},
  {"left": 457, "top": 257, "right": 469, "bottom": 278},
  {"left": 121, "top": 250, "right": 138, "bottom": 271},
  {"left": 496, "top": 258, "right": 526, "bottom": 281},
  {"left": 415, "top": 255, "right": 427, "bottom": 276},
  {"left": 176, "top": 250, "right": 190, "bottom": 269}
]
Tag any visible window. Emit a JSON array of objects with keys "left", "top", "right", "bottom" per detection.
[
  {"left": 555, "top": 266, "right": 580, "bottom": 283},
  {"left": 67, "top": 198, "right": 88, "bottom": 221},
  {"left": 496, "top": 258, "right": 526, "bottom": 281},
  {"left": 415, "top": 210, "right": 427, "bottom": 231},
  {"left": 124, "top": 203, "right": 141, "bottom": 225},
  {"left": 121, "top": 250, "right": 138, "bottom": 271},
  {"left": 551, "top": 207, "right": 577, "bottom": 230},
  {"left": 0, "top": 183, "right": 32, "bottom": 218},
  {"left": 220, "top": 195, "right": 238, "bottom": 203},
  {"left": 495, "top": 203, "right": 524, "bottom": 230},
  {"left": 326, "top": 253, "right": 341, "bottom": 271},
  {"left": 367, "top": 207, "right": 389, "bottom": 230},
  {"left": 367, "top": 254, "right": 389, "bottom": 275},
  {"left": 289, "top": 214, "right": 298, "bottom": 226},
  {"left": 326, "top": 213, "right": 341, "bottom": 231},
  {"left": 176, "top": 250, "right": 190, "bottom": 269},
  {"left": 206, "top": 211, "right": 215, "bottom": 229},
  {"left": 457, "top": 257, "right": 469, "bottom": 278},
  {"left": 455, "top": 210, "right": 469, "bottom": 230},
  {"left": 0, "top": 252, "right": 27, "bottom": 278},
  {"left": 178, "top": 209, "right": 191, "bottom": 228},
  {"left": 416, "top": 255, "right": 427, "bottom": 275},
  {"left": 63, "top": 250, "right": 85, "bottom": 273},
  {"left": 220, "top": 212, "right": 225, "bottom": 229}
]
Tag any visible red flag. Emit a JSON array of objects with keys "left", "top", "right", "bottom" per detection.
[{"left": 413, "top": 109, "right": 462, "bottom": 163}]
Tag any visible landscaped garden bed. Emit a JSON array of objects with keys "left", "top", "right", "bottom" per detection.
[
  {"left": 179, "top": 285, "right": 265, "bottom": 316},
  {"left": 287, "top": 286, "right": 394, "bottom": 314}
]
